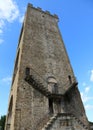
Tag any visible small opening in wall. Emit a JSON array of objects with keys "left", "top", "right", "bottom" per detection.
[
  {"left": 68, "top": 75, "right": 72, "bottom": 84},
  {"left": 12, "top": 49, "right": 20, "bottom": 85},
  {"left": 42, "top": 15, "right": 44, "bottom": 18},
  {"left": 25, "top": 67, "right": 30, "bottom": 76},
  {"left": 18, "top": 23, "right": 24, "bottom": 48},
  {"left": 53, "top": 83, "right": 58, "bottom": 94},
  {"left": 7, "top": 96, "right": 13, "bottom": 126},
  {"left": 48, "top": 98, "right": 54, "bottom": 114}
]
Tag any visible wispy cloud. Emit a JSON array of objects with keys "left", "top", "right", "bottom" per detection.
[
  {"left": 85, "top": 105, "right": 93, "bottom": 110},
  {"left": 0, "top": 76, "right": 12, "bottom": 85},
  {"left": 85, "top": 86, "right": 90, "bottom": 93},
  {"left": 80, "top": 86, "right": 93, "bottom": 103},
  {"left": 82, "top": 82, "right": 86, "bottom": 86},
  {"left": 2, "top": 77, "right": 12, "bottom": 82},
  {"left": 0, "top": 19, "right": 5, "bottom": 31},
  {"left": 19, "top": 15, "right": 24, "bottom": 23},
  {"left": 0, "top": 39, "right": 4, "bottom": 44},
  {"left": 80, "top": 71, "right": 93, "bottom": 118},
  {"left": 0, "top": 0, "right": 19, "bottom": 22},
  {"left": 81, "top": 92, "right": 93, "bottom": 103},
  {"left": 0, "top": 0, "right": 20, "bottom": 41},
  {"left": 90, "top": 69, "right": 93, "bottom": 82},
  {"left": 0, "top": 29, "right": 3, "bottom": 34}
]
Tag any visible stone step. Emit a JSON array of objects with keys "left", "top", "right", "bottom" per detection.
[
  {"left": 42, "top": 114, "right": 58, "bottom": 130},
  {"left": 42, "top": 113, "right": 89, "bottom": 130},
  {"left": 28, "top": 77, "right": 52, "bottom": 96},
  {"left": 72, "top": 114, "right": 88, "bottom": 130}
]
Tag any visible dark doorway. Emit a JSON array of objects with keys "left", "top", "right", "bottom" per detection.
[
  {"left": 48, "top": 98, "right": 54, "bottom": 114},
  {"left": 57, "top": 100, "right": 61, "bottom": 113}
]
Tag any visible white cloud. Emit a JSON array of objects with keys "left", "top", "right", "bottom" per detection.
[
  {"left": 0, "top": 39, "right": 4, "bottom": 44},
  {"left": 90, "top": 70, "right": 93, "bottom": 82},
  {"left": 0, "top": 19, "right": 5, "bottom": 29},
  {"left": 82, "top": 82, "right": 86, "bottom": 86},
  {"left": 80, "top": 92, "right": 85, "bottom": 102},
  {"left": 2, "top": 76, "right": 12, "bottom": 82},
  {"left": 80, "top": 86, "right": 93, "bottom": 103},
  {"left": 0, "top": 29, "right": 3, "bottom": 34},
  {"left": 19, "top": 15, "right": 24, "bottom": 23},
  {"left": 85, "top": 86, "right": 90, "bottom": 93},
  {"left": 0, "top": 0, "right": 20, "bottom": 35},
  {"left": 85, "top": 105, "right": 93, "bottom": 110},
  {"left": 1, "top": 76, "right": 12, "bottom": 84},
  {"left": 81, "top": 92, "right": 90, "bottom": 103},
  {"left": 0, "top": 0, "right": 19, "bottom": 22}
]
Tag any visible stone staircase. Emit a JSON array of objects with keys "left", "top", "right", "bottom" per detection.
[
  {"left": 25, "top": 74, "right": 65, "bottom": 99},
  {"left": 41, "top": 113, "right": 89, "bottom": 130},
  {"left": 42, "top": 114, "right": 58, "bottom": 130},
  {"left": 72, "top": 114, "right": 89, "bottom": 130},
  {"left": 24, "top": 69, "right": 88, "bottom": 130},
  {"left": 24, "top": 67, "right": 78, "bottom": 99},
  {"left": 25, "top": 75, "right": 52, "bottom": 97},
  {"left": 25, "top": 74, "right": 78, "bottom": 99}
]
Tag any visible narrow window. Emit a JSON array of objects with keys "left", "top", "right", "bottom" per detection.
[
  {"left": 18, "top": 23, "right": 24, "bottom": 48},
  {"left": 57, "top": 100, "right": 61, "bottom": 113},
  {"left": 7, "top": 96, "right": 13, "bottom": 127},
  {"left": 12, "top": 49, "right": 20, "bottom": 85},
  {"left": 54, "top": 83, "right": 58, "bottom": 94},
  {"left": 48, "top": 99, "right": 54, "bottom": 114},
  {"left": 25, "top": 67, "right": 30, "bottom": 76},
  {"left": 68, "top": 75, "right": 72, "bottom": 84},
  {"left": 15, "top": 49, "right": 20, "bottom": 71}
]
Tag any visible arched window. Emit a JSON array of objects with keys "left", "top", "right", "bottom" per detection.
[{"left": 47, "top": 76, "right": 58, "bottom": 94}]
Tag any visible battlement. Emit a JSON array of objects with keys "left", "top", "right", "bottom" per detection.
[{"left": 28, "top": 3, "right": 59, "bottom": 19}]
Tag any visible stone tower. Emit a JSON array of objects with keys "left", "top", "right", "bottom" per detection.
[{"left": 5, "top": 3, "right": 89, "bottom": 130}]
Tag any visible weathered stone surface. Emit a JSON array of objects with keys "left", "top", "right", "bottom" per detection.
[
  {"left": 5, "top": 3, "right": 89, "bottom": 130},
  {"left": 42, "top": 113, "right": 88, "bottom": 130}
]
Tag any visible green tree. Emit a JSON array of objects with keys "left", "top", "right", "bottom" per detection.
[{"left": 0, "top": 115, "right": 6, "bottom": 130}]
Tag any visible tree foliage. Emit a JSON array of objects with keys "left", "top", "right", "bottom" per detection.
[{"left": 0, "top": 115, "right": 6, "bottom": 130}]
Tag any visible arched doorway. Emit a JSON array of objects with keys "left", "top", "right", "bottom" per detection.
[{"left": 7, "top": 96, "right": 13, "bottom": 130}]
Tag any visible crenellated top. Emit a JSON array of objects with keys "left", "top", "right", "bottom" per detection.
[{"left": 28, "top": 3, "right": 59, "bottom": 19}]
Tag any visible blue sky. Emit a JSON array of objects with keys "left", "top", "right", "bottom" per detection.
[{"left": 0, "top": 0, "right": 93, "bottom": 122}]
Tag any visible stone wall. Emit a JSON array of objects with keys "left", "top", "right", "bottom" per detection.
[
  {"left": 5, "top": 3, "right": 89, "bottom": 130},
  {"left": 64, "top": 86, "right": 89, "bottom": 127},
  {"left": 42, "top": 113, "right": 88, "bottom": 130}
]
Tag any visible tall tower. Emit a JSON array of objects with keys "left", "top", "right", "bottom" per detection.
[{"left": 5, "top": 3, "right": 89, "bottom": 130}]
